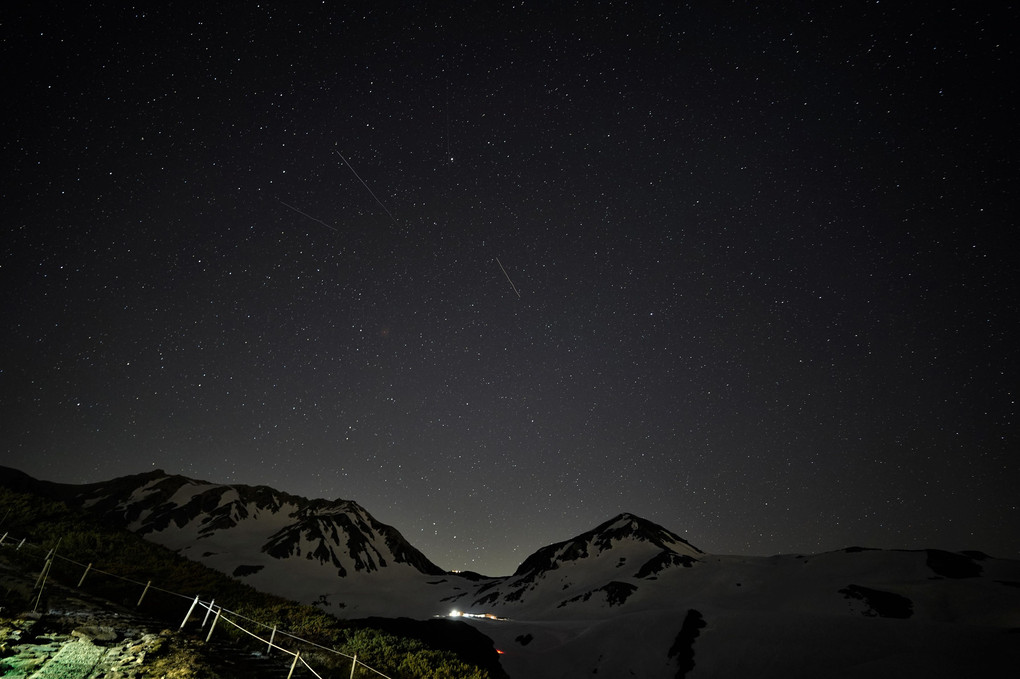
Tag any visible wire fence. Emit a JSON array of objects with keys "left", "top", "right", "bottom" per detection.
[{"left": 0, "top": 529, "right": 394, "bottom": 679}]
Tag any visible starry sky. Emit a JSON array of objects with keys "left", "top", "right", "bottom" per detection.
[{"left": 2, "top": 2, "right": 1016, "bottom": 576}]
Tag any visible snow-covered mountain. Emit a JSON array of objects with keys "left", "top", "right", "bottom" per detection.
[
  {"left": 0, "top": 467, "right": 463, "bottom": 615},
  {"left": 3, "top": 466, "right": 1018, "bottom": 678},
  {"left": 74, "top": 469, "right": 443, "bottom": 576},
  {"left": 463, "top": 512, "right": 703, "bottom": 616}
]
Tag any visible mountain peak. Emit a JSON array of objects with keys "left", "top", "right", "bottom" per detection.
[
  {"left": 512, "top": 513, "right": 702, "bottom": 578},
  {"left": 591, "top": 514, "right": 703, "bottom": 552}
]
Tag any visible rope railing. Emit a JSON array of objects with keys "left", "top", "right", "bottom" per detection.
[
  {"left": 212, "top": 606, "right": 327, "bottom": 679},
  {"left": 1, "top": 530, "right": 196, "bottom": 605},
  {"left": 0, "top": 530, "right": 395, "bottom": 679}
]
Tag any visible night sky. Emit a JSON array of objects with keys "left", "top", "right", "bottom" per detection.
[{"left": 3, "top": 2, "right": 1016, "bottom": 576}]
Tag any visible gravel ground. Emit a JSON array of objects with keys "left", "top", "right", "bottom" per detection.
[
  {"left": 1, "top": 555, "right": 309, "bottom": 678},
  {"left": 26, "top": 636, "right": 104, "bottom": 678}
]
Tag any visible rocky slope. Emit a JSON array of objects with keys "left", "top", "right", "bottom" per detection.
[{"left": 0, "top": 557, "right": 295, "bottom": 679}]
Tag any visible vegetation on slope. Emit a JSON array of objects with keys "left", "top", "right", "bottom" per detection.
[{"left": 0, "top": 486, "right": 504, "bottom": 679}]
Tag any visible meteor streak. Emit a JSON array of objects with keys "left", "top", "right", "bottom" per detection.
[
  {"left": 496, "top": 258, "right": 521, "bottom": 298},
  {"left": 334, "top": 149, "right": 397, "bottom": 224},
  {"left": 278, "top": 199, "right": 338, "bottom": 232}
]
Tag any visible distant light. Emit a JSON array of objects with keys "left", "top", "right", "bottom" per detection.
[{"left": 449, "top": 609, "right": 462, "bottom": 617}]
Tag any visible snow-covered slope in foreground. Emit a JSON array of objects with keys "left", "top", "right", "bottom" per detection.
[{"left": 471, "top": 548, "right": 1020, "bottom": 677}]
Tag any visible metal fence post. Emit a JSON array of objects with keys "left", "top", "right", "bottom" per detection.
[
  {"left": 205, "top": 608, "right": 221, "bottom": 642},
  {"left": 202, "top": 598, "right": 216, "bottom": 626},
  {"left": 77, "top": 563, "right": 92, "bottom": 587},
  {"left": 137, "top": 580, "right": 152, "bottom": 607}
]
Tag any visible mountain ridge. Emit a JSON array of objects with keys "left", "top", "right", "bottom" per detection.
[
  {"left": 0, "top": 466, "right": 447, "bottom": 580},
  {"left": 0, "top": 466, "right": 700, "bottom": 581},
  {"left": 3, "top": 466, "right": 1018, "bottom": 678}
]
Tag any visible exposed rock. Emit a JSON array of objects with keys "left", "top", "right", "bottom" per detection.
[{"left": 839, "top": 583, "right": 914, "bottom": 618}]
